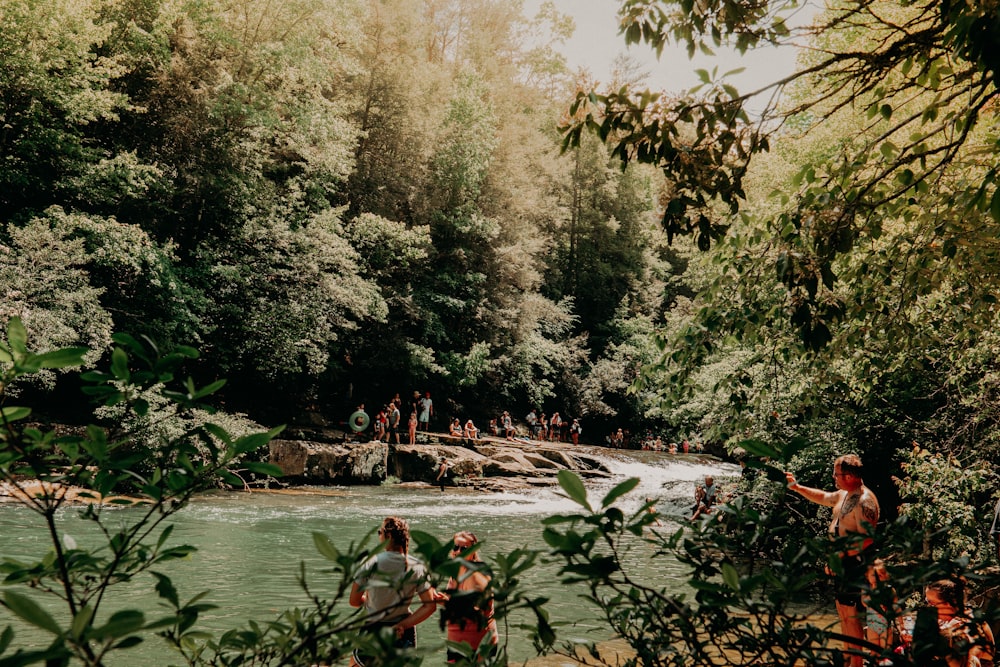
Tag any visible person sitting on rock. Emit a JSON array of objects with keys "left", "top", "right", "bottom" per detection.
[
  {"left": 449, "top": 418, "right": 463, "bottom": 438},
  {"left": 463, "top": 420, "right": 479, "bottom": 448},
  {"left": 503, "top": 411, "right": 515, "bottom": 440},
  {"left": 690, "top": 475, "right": 718, "bottom": 521}
]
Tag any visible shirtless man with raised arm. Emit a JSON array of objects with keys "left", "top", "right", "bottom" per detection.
[{"left": 786, "top": 454, "right": 880, "bottom": 667}]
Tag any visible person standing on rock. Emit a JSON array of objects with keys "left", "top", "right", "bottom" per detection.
[
  {"left": 408, "top": 410, "right": 417, "bottom": 445},
  {"left": 549, "top": 412, "right": 561, "bottom": 442},
  {"left": 418, "top": 392, "right": 433, "bottom": 432},
  {"left": 570, "top": 418, "right": 581, "bottom": 445},
  {"left": 388, "top": 402, "right": 401, "bottom": 444},
  {"left": 436, "top": 457, "right": 451, "bottom": 492}
]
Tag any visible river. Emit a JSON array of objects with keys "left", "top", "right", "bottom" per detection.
[{"left": 0, "top": 448, "right": 739, "bottom": 664}]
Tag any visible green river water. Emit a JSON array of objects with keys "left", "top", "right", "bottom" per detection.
[{"left": 0, "top": 448, "right": 739, "bottom": 665}]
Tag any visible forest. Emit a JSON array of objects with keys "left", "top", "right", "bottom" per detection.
[
  {"left": 2, "top": 0, "right": 688, "bottom": 442},
  {"left": 3, "top": 0, "right": 1000, "bottom": 664},
  {"left": 4, "top": 0, "right": 1000, "bottom": 541}
]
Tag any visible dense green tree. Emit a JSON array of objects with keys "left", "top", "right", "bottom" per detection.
[
  {"left": 560, "top": 1, "right": 1000, "bottom": 458},
  {"left": 544, "top": 130, "right": 654, "bottom": 355},
  {"left": 0, "top": 0, "right": 132, "bottom": 219},
  {"left": 196, "top": 208, "right": 386, "bottom": 416},
  {"left": 0, "top": 0, "right": 679, "bottom": 428},
  {"left": 0, "top": 212, "right": 112, "bottom": 375}
]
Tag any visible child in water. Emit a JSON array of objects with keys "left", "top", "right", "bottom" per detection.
[{"left": 864, "top": 559, "right": 896, "bottom": 663}]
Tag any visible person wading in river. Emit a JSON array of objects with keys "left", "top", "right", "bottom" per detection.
[
  {"left": 786, "top": 454, "right": 880, "bottom": 667},
  {"left": 350, "top": 516, "right": 438, "bottom": 667},
  {"left": 439, "top": 531, "right": 498, "bottom": 663}
]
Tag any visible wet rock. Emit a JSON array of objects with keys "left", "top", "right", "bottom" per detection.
[
  {"left": 267, "top": 435, "right": 613, "bottom": 490},
  {"left": 389, "top": 444, "right": 490, "bottom": 482},
  {"left": 269, "top": 439, "right": 388, "bottom": 484}
]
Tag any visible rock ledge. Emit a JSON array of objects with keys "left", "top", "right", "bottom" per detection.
[{"left": 268, "top": 433, "right": 612, "bottom": 492}]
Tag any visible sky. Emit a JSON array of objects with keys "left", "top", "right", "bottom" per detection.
[{"left": 523, "top": 0, "right": 821, "bottom": 95}]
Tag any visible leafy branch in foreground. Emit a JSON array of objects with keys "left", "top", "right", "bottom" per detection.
[
  {"left": 0, "top": 317, "right": 283, "bottom": 666},
  {"left": 0, "top": 318, "right": 557, "bottom": 667},
  {"left": 542, "top": 468, "right": 1000, "bottom": 667}
]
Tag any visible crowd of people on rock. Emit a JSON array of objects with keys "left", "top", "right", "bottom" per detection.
[
  {"left": 603, "top": 428, "right": 704, "bottom": 453},
  {"left": 519, "top": 409, "right": 581, "bottom": 443},
  {"left": 351, "top": 391, "right": 722, "bottom": 458},
  {"left": 352, "top": 391, "right": 435, "bottom": 446},
  {"left": 349, "top": 392, "right": 588, "bottom": 448}
]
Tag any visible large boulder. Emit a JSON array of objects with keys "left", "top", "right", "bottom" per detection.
[
  {"left": 268, "top": 436, "right": 615, "bottom": 488},
  {"left": 269, "top": 439, "right": 388, "bottom": 484},
  {"left": 389, "top": 444, "right": 490, "bottom": 482}
]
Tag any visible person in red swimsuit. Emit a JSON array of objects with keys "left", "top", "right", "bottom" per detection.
[{"left": 439, "top": 531, "right": 498, "bottom": 663}]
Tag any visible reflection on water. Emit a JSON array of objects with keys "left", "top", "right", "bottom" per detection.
[{"left": 0, "top": 448, "right": 738, "bottom": 664}]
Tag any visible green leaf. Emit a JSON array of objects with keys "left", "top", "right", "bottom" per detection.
[
  {"left": 721, "top": 562, "right": 741, "bottom": 591},
  {"left": 990, "top": 187, "right": 1000, "bottom": 224},
  {"left": 34, "top": 347, "right": 88, "bottom": 369},
  {"left": 201, "top": 423, "right": 232, "bottom": 446},
  {"left": 312, "top": 533, "right": 341, "bottom": 562},
  {"left": 232, "top": 431, "right": 275, "bottom": 456},
  {"left": 110, "top": 347, "right": 130, "bottom": 381},
  {"left": 70, "top": 605, "right": 95, "bottom": 640},
  {"left": 156, "top": 524, "right": 175, "bottom": 550},
  {"left": 113, "top": 636, "right": 144, "bottom": 649},
  {"left": 0, "top": 406, "right": 31, "bottom": 422},
  {"left": 191, "top": 379, "right": 226, "bottom": 400},
  {"left": 7, "top": 318, "right": 28, "bottom": 355},
  {"left": 785, "top": 436, "right": 811, "bottom": 461},
  {"left": 735, "top": 438, "right": 781, "bottom": 461},
  {"left": 600, "top": 478, "right": 640, "bottom": 509},
  {"left": 243, "top": 462, "right": 283, "bottom": 477},
  {"left": 218, "top": 470, "right": 245, "bottom": 487},
  {"left": 152, "top": 571, "right": 179, "bottom": 607},
  {"left": 557, "top": 470, "right": 592, "bottom": 512},
  {"left": 4, "top": 590, "right": 62, "bottom": 635},
  {"left": 93, "top": 609, "right": 144, "bottom": 639}
]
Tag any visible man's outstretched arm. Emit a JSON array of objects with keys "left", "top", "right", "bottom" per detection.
[{"left": 785, "top": 471, "right": 839, "bottom": 507}]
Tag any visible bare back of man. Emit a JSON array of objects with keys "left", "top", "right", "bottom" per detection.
[{"left": 786, "top": 454, "right": 880, "bottom": 667}]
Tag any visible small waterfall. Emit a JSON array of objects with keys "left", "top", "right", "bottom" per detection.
[
  {"left": 349, "top": 447, "right": 742, "bottom": 521},
  {"left": 576, "top": 449, "right": 741, "bottom": 518}
]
